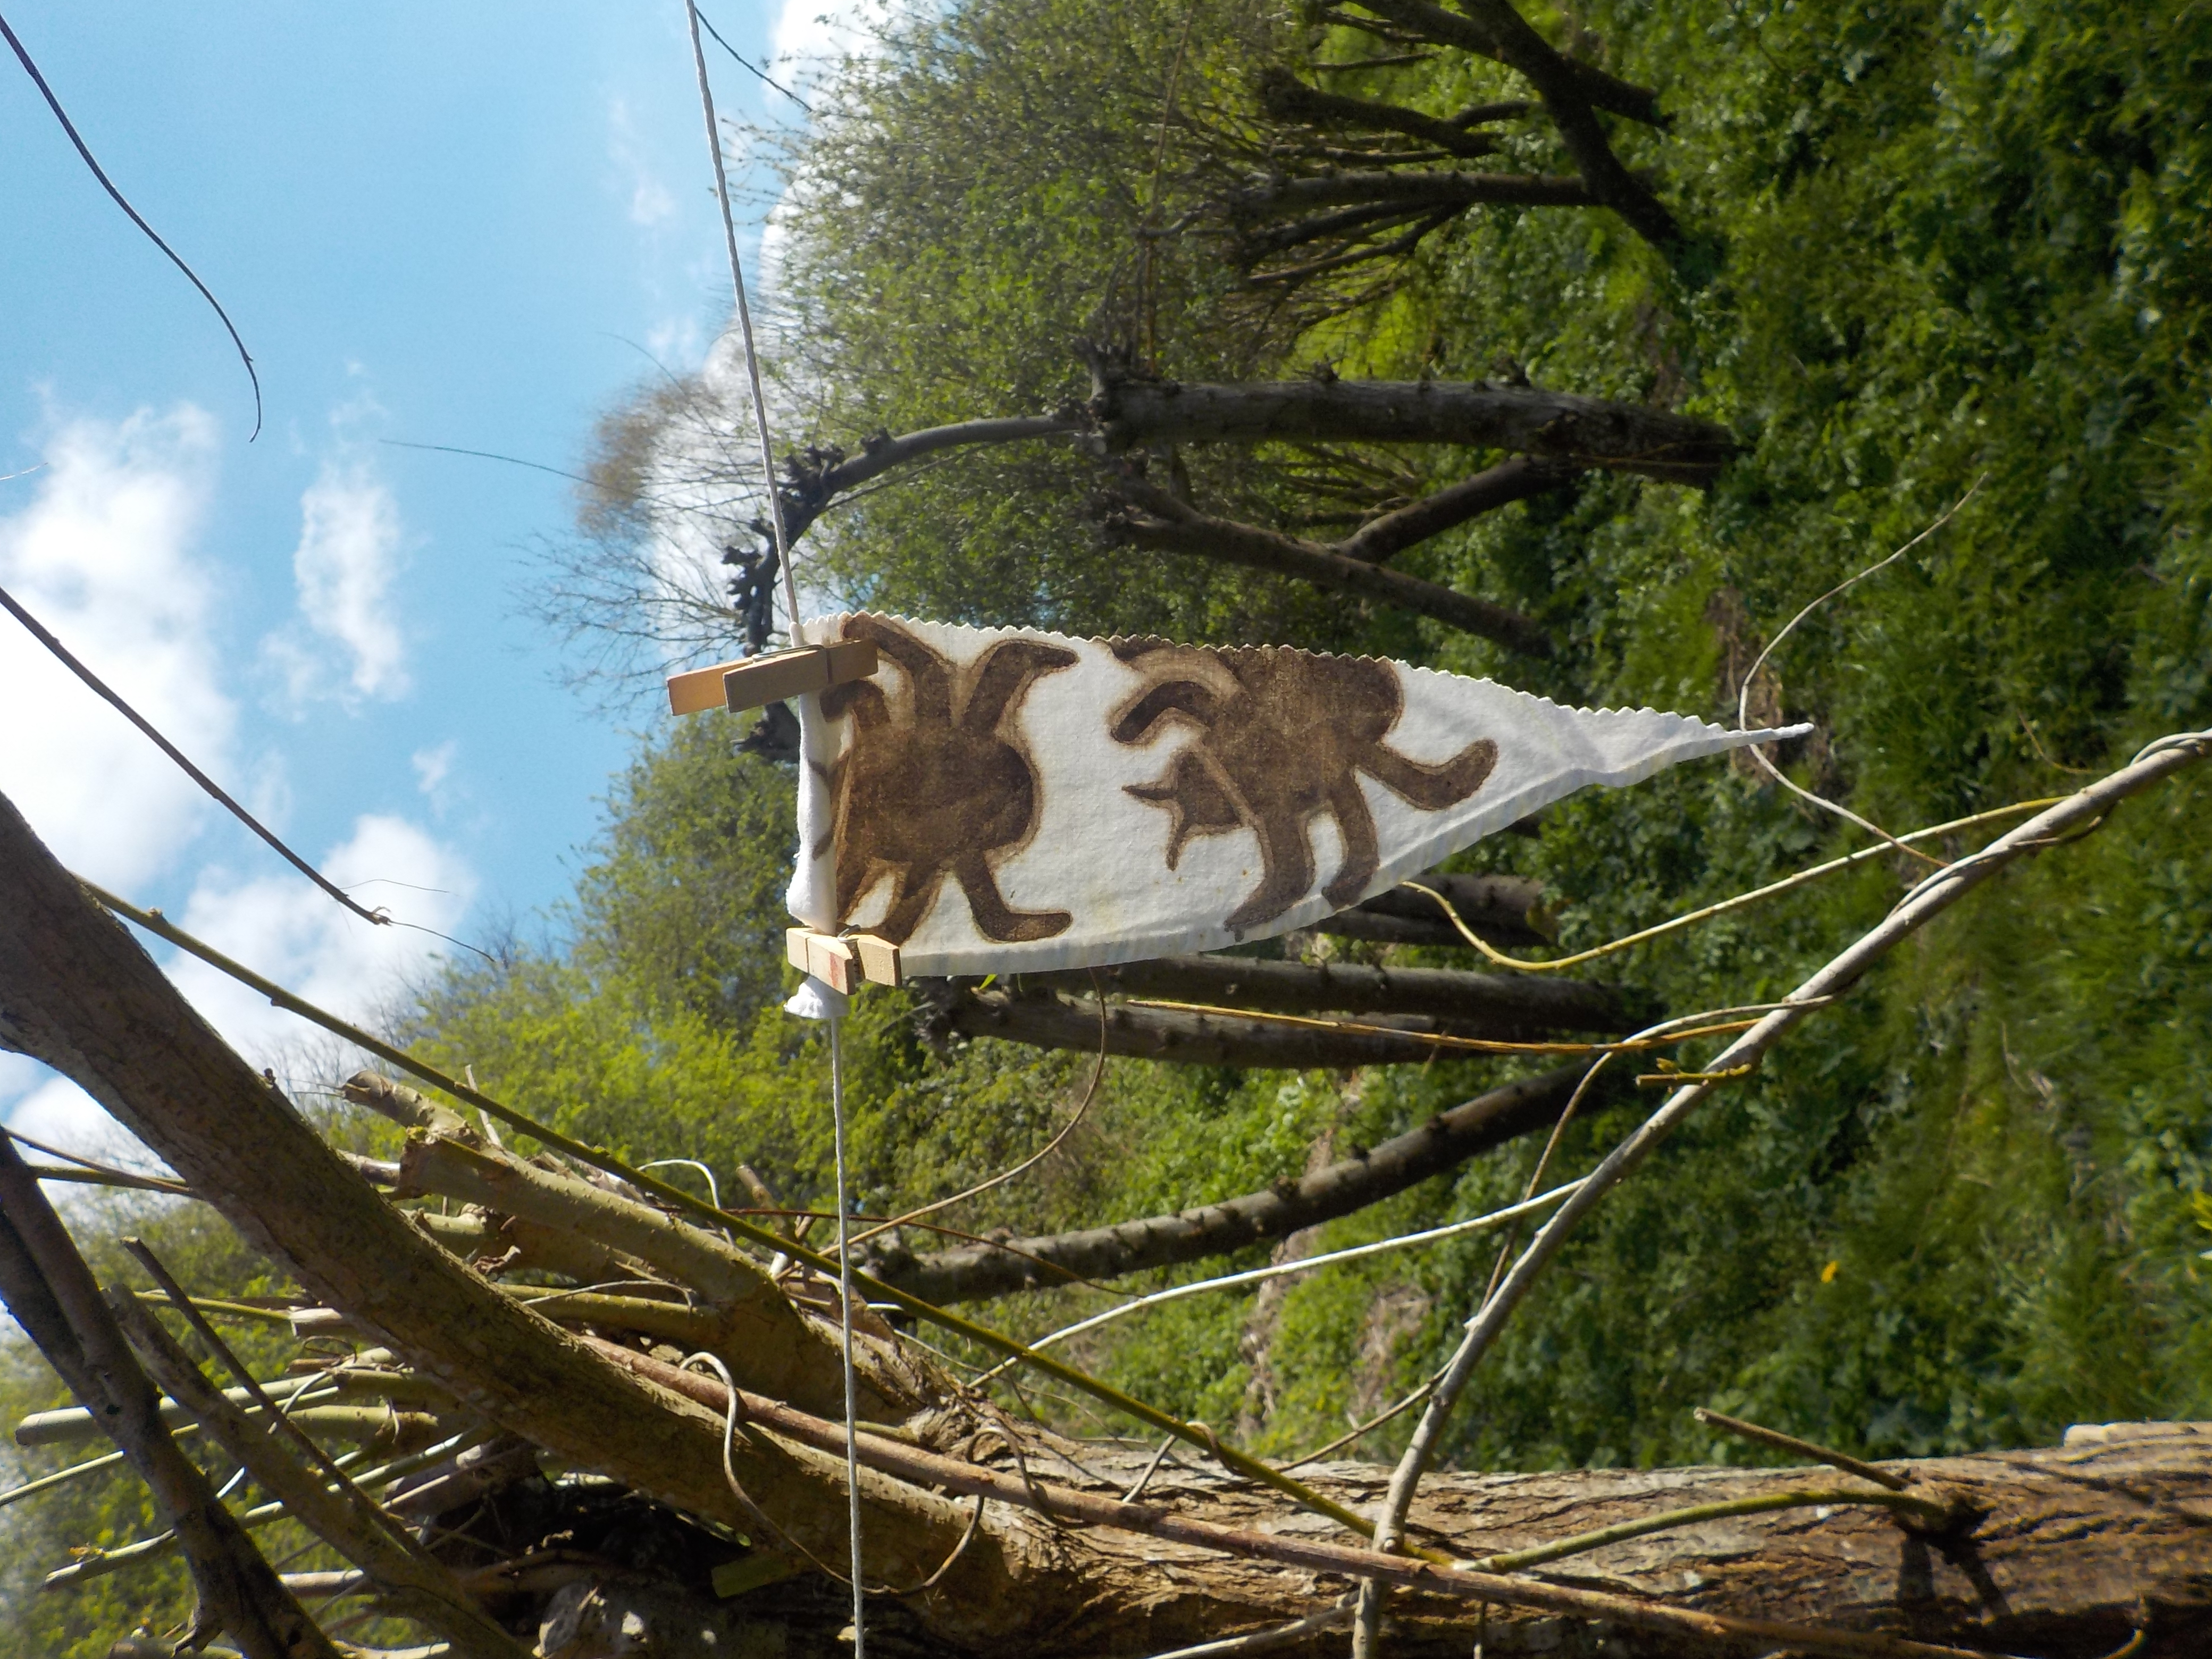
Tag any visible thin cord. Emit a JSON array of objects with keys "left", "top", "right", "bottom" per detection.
[
  {"left": 693, "top": 4, "right": 813, "bottom": 112},
  {"left": 1737, "top": 477, "right": 1985, "bottom": 864},
  {"left": 829, "top": 1015, "right": 866, "bottom": 1659},
  {"left": 683, "top": 0, "right": 803, "bottom": 646},
  {"left": 0, "top": 10, "right": 261, "bottom": 439},
  {"left": 0, "top": 581, "right": 387, "bottom": 928}
]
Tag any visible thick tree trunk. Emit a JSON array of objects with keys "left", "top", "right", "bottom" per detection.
[
  {"left": 0, "top": 789, "right": 1011, "bottom": 1628},
  {"left": 865, "top": 1065, "right": 1599, "bottom": 1302},
  {"left": 1094, "top": 377, "right": 1732, "bottom": 484}
]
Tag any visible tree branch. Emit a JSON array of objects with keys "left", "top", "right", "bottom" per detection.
[
  {"left": 0, "top": 787, "right": 1000, "bottom": 1610},
  {"left": 111, "top": 1291, "right": 531, "bottom": 1659},
  {"left": 1255, "top": 68, "right": 1508, "bottom": 158},
  {"left": 1228, "top": 169, "right": 1593, "bottom": 215},
  {"left": 1102, "top": 474, "right": 1554, "bottom": 654},
  {"left": 1021, "top": 953, "right": 1633, "bottom": 1029},
  {"left": 1355, "top": 0, "right": 1680, "bottom": 246},
  {"left": 865, "top": 1065, "right": 1603, "bottom": 1303},
  {"left": 1092, "top": 376, "right": 1733, "bottom": 482},
  {"left": 925, "top": 979, "right": 1626, "bottom": 1068},
  {"left": 1338, "top": 455, "right": 1578, "bottom": 562},
  {"left": 1345, "top": 0, "right": 1669, "bottom": 129},
  {"left": 0, "top": 1134, "right": 336, "bottom": 1659}
]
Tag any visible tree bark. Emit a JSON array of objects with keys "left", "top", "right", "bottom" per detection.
[
  {"left": 865, "top": 1064, "right": 1599, "bottom": 1302},
  {"left": 923, "top": 981, "right": 1606, "bottom": 1069},
  {"left": 1021, "top": 953, "right": 1631, "bottom": 1029},
  {"left": 1094, "top": 376, "right": 1732, "bottom": 483},
  {"left": 0, "top": 1135, "right": 336, "bottom": 1659},
  {"left": 0, "top": 787, "right": 1011, "bottom": 1630}
]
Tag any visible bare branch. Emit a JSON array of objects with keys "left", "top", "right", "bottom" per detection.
[
  {"left": 1103, "top": 473, "right": 1554, "bottom": 653},
  {"left": 1355, "top": 0, "right": 1680, "bottom": 246},
  {"left": 111, "top": 1291, "right": 531, "bottom": 1659},
  {"left": 1255, "top": 66, "right": 1507, "bottom": 157},
  {"left": 1091, "top": 375, "right": 1733, "bottom": 482},
  {"left": 865, "top": 1065, "right": 1602, "bottom": 1303},
  {"left": 1021, "top": 952, "right": 1633, "bottom": 1029},
  {"left": 1339, "top": 454, "right": 1578, "bottom": 562},
  {"left": 0, "top": 1135, "right": 336, "bottom": 1658}
]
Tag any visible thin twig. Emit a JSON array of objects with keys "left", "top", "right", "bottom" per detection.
[
  {"left": 1465, "top": 1487, "right": 1950, "bottom": 1572},
  {"left": 973, "top": 1181, "right": 1585, "bottom": 1382},
  {"left": 1356, "top": 725, "right": 2212, "bottom": 1627},
  {"left": 851, "top": 987, "right": 1109, "bottom": 1247},
  {"left": 1694, "top": 1406, "right": 1911, "bottom": 1490},
  {"left": 693, "top": 3, "right": 813, "bottom": 111},
  {"left": 1738, "top": 479, "right": 1987, "bottom": 861}
]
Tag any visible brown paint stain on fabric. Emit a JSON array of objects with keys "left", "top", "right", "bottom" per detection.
[
  {"left": 1111, "top": 642, "right": 1498, "bottom": 934},
  {"left": 818, "top": 615, "right": 1076, "bottom": 944}
]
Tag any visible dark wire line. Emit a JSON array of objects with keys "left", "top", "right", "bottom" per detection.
[
  {"left": 0, "top": 9, "right": 263, "bottom": 440},
  {"left": 378, "top": 439, "right": 593, "bottom": 487},
  {"left": 0, "top": 581, "right": 386, "bottom": 928},
  {"left": 693, "top": 5, "right": 812, "bottom": 113}
]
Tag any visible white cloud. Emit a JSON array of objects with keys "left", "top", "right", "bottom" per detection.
[
  {"left": 770, "top": 0, "right": 890, "bottom": 74},
  {"left": 0, "top": 405, "right": 232, "bottom": 889},
  {"left": 412, "top": 739, "right": 457, "bottom": 797},
  {"left": 609, "top": 96, "right": 678, "bottom": 228},
  {"left": 168, "top": 813, "right": 477, "bottom": 1058},
  {"left": 267, "top": 459, "right": 410, "bottom": 707}
]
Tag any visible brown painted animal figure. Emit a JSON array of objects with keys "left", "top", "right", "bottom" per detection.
[
  {"left": 1111, "top": 641, "right": 1498, "bottom": 933},
  {"left": 818, "top": 615, "right": 1076, "bottom": 943}
]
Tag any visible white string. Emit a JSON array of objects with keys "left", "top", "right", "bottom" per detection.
[
  {"left": 829, "top": 1013, "right": 866, "bottom": 1658},
  {"left": 682, "top": 0, "right": 804, "bottom": 646},
  {"left": 683, "top": 5, "right": 858, "bottom": 1641}
]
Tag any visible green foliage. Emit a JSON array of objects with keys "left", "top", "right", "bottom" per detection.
[{"left": 10, "top": 17, "right": 2211, "bottom": 1648}]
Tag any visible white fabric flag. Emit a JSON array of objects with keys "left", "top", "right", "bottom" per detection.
[{"left": 786, "top": 614, "right": 1807, "bottom": 978}]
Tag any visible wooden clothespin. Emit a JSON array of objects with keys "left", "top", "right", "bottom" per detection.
[
  {"left": 666, "top": 639, "right": 880, "bottom": 717},
  {"left": 786, "top": 927, "right": 903, "bottom": 993}
]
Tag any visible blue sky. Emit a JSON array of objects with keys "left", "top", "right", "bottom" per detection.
[{"left": 1, "top": 1, "right": 849, "bottom": 1159}]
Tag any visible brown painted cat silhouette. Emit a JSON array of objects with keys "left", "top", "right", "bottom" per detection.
[
  {"left": 1111, "top": 643, "right": 1498, "bottom": 934},
  {"left": 817, "top": 616, "right": 1077, "bottom": 944}
]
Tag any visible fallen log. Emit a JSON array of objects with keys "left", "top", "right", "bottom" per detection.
[{"left": 1022, "top": 951, "right": 1628, "bottom": 1027}]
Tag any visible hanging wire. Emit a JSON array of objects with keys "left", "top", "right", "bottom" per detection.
[
  {"left": 0, "top": 10, "right": 262, "bottom": 438},
  {"left": 0, "top": 582, "right": 385, "bottom": 927},
  {"left": 828, "top": 1014, "right": 866, "bottom": 1659},
  {"left": 693, "top": 4, "right": 813, "bottom": 113},
  {"left": 683, "top": 0, "right": 803, "bottom": 647},
  {"left": 681, "top": 6, "right": 861, "bottom": 1648}
]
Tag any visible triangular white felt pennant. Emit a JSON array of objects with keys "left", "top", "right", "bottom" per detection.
[{"left": 786, "top": 614, "right": 1807, "bottom": 978}]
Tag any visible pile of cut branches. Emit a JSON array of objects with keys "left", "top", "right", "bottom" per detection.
[{"left": 4, "top": 735, "right": 2211, "bottom": 1657}]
